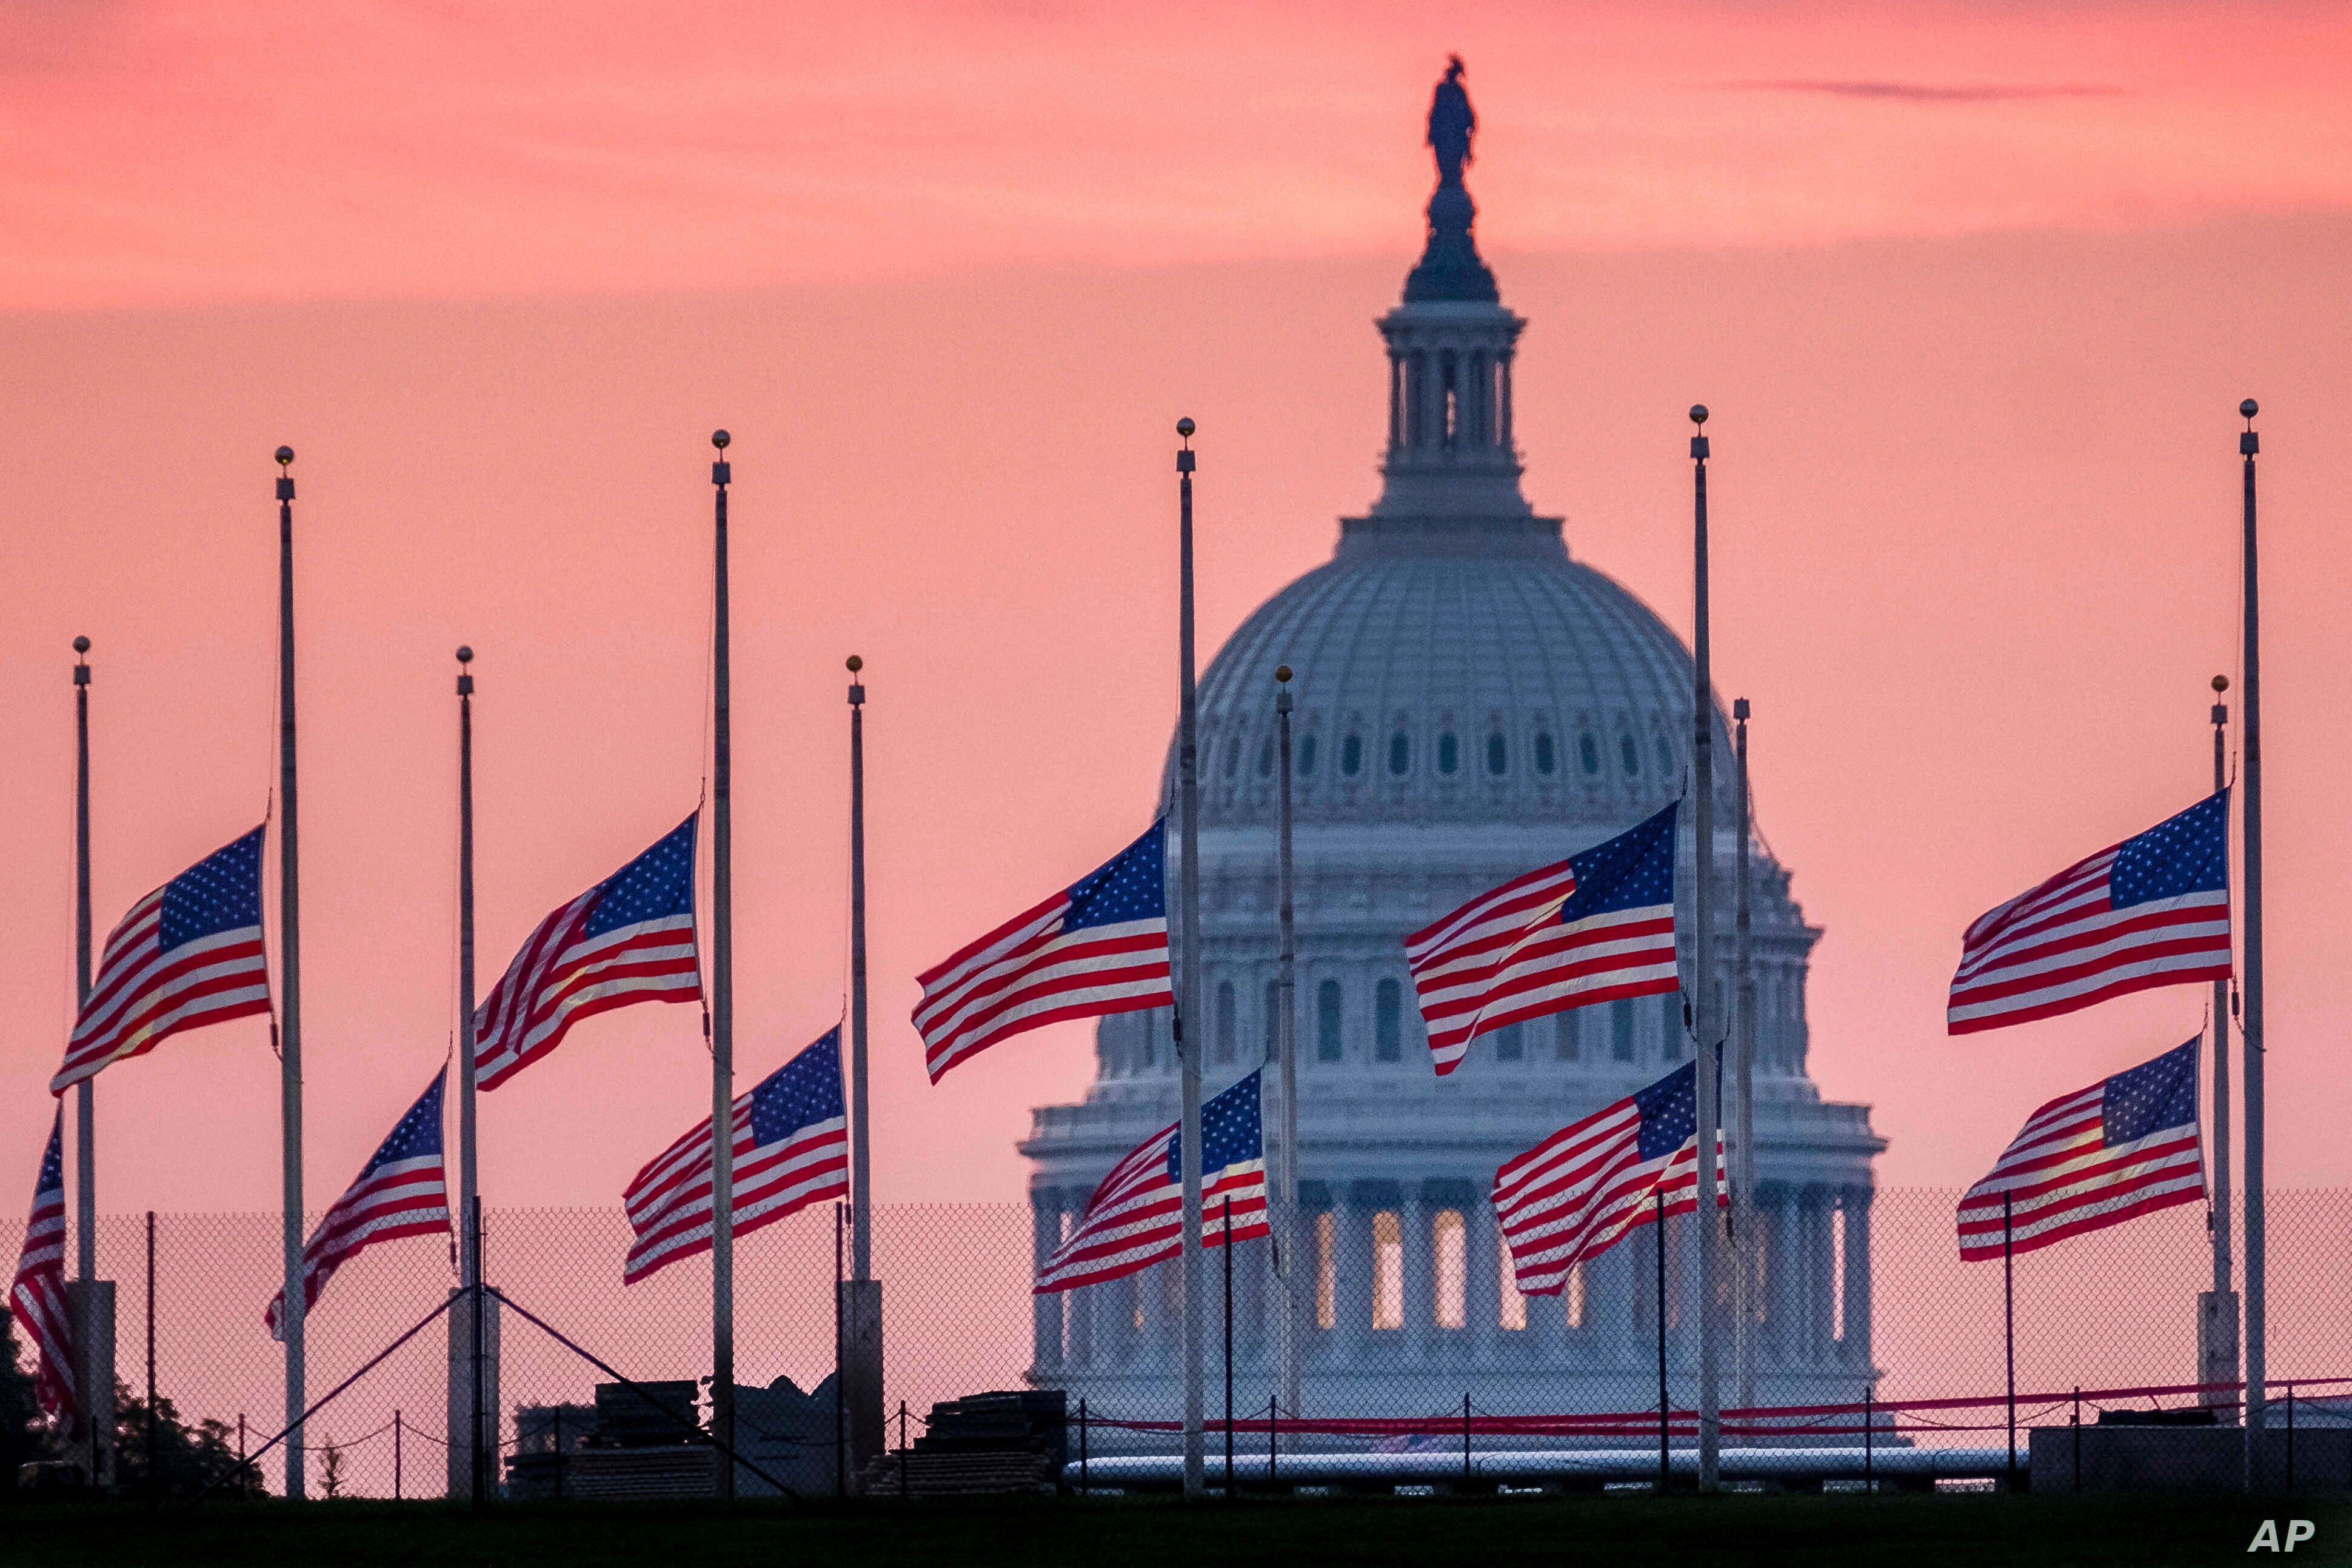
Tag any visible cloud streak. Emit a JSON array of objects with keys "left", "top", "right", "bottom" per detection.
[{"left": 1725, "top": 79, "right": 2126, "bottom": 103}]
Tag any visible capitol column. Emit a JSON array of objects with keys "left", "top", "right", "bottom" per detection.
[
  {"left": 1803, "top": 1184, "right": 1834, "bottom": 1367},
  {"left": 1468, "top": 1193, "right": 1502, "bottom": 1371},
  {"left": 1066, "top": 1189, "right": 1097, "bottom": 1372},
  {"left": 1031, "top": 1189, "right": 1064, "bottom": 1375},
  {"left": 1764, "top": 1184, "right": 1798, "bottom": 1370},
  {"left": 1401, "top": 1184, "right": 1434, "bottom": 1365},
  {"left": 1338, "top": 1184, "right": 1378, "bottom": 1364},
  {"left": 1839, "top": 1187, "right": 1874, "bottom": 1375}
]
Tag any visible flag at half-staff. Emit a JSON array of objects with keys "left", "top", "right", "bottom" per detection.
[
  {"left": 50, "top": 826, "right": 273, "bottom": 1094},
  {"left": 914, "top": 819, "right": 1174, "bottom": 1084},
  {"left": 267, "top": 1070, "right": 451, "bottom": 1338},
  {"left": 1406, "top": 802, "right": 1679, "bottom": 1077},
  {"left": 10, "top": 1108, "right": 72, "bottom": 1416},
  {"left": 1948, "top": 792, "right": 2231, "bottom": 1034},
  {"left": 473, "top": 815, "right": 703, "bottom": 1091},
  {"left": 1036, "top": 1069, "right": 1267, "bottom": 1293},
  {"left": 1957, "top": 1039, "right": 2203, "bottom": 1261},
  {"left": 623, "top": 1026, "right": 849, "bottom": 1284},
  {"left": 1493, "top": 1059, "right": 1723, "bottom": 1296}
]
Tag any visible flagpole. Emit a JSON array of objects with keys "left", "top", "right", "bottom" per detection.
[
  {"left": 1732, "top": 695, "right": 1757, "bottom": 1420},
  {"left": 455, "top": 644, "right": 483, "bottom": 1501},
  {"left": 1274, "top": 666, "right": 1301, "bottom": 1424},
  {"left": 844, "top": 655, "right": 884, "bottom": 1470},
  {"left": 709, "top": 430, "right": 737, "bottom": 1500},
  {"left": 2003, "top": 1194, "right": 2016, "bottom": 1490},
  {"left": 2205, "top": 673, "right": 2237, "bottom": 1414},
  {"left": 1175, "top": 416, "right": 1206, "bottom": 1499},
  {"left": 273, "top": 444, "right": 307, "bottom": 1500},
  {"left": 1688, "top": 404, "right": 1721, "bottom": 1492},
  {"left": 2238, "top": 399, "right": 2267, "bottom": 1491},
  {"left": 71, "top": 635, "right": 106, "bottom": 1485}
]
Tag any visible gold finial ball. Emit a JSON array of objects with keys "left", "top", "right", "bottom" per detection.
[
  {"left": 1275, "top": 665, "right": 1292, "bottom": 684},
  {"left": 2240, "top": 399, "right": 2259, "bottom": 421},
  {"left": 1176, "top": 417, "right": 1195, "bottom": 439},
  {"left": 846, "top": 654, "right": 863, "bottom": 673},
  {"left": 2213, "top": 674, "right": 2230, "bottom": 693},
  {"left": 275, "top": 445, "right": 295, "bottom": 466},
  {"left": 1688, "top": 404, "right": 1709, "bottom": 427},
  {"left": 72, "top": 635, "right": 89, "bottom": 655},
  {"left": 456, "top": 646, "right": 474, "bottom": 665},
  {"left": 711, "top": 429, "right": 730, "bottom": 450}
]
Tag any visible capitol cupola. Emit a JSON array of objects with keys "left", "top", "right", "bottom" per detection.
[{"left": 1369, "top": 55, "right": 1534, "bottom": 527}]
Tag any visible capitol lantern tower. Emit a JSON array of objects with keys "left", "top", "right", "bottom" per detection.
[{"left": 1020, "top": 60, "right": 1883, "bottom": 1421}]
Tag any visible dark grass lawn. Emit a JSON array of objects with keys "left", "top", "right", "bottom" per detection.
[{"left": 3, "top": 1493, "right": 2347, "bottom": 1568}]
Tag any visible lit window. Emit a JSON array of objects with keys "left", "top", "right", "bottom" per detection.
[
  {"left": 1437, "top": 732, "right": 1459, "bottom": 775},
  {"left": 1375, "top": 979, "right": 1402, "bottom": 1063},
  {"left": 1317, "top": 979, "right": 1343, "bottom": 1062},
  {"left": 1534, "top": 732, "right": 1557, "bottom": 776},
  {"left": 1341, "top": 733, "right": 1362, "bottom": 776},
  {"left": 1372, "top": 1212, "right": 1403, "bottom": 1330},
  {"left": 1579, "top": 733, "right": 1601, "bottom": 776},
  {"left": 1499, "top": 1240, "right": 1527, "bottom": 1331},
  {"left": 1388, "top": 732, "right": 1411, "bottom": 776},
  {"left": 1486, "top": 733, "right": 1507, "bottom": 776},
  {"left": 1566, "top": 1262, "right": 1586, "bottom": 1330},
  {"left": 1316, "top": 1212, "right": 1337, "bottom": 1330},
  {"left": 1434, "top": 1210, "right": 1466, "bottom": 1330},
  {"left": 1298, "top": 733, "right": 1318, "bottom": 775}
]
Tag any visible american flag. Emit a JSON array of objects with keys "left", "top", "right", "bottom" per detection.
[
  {"left": 1957, "top": 1039, "right": 2203, "bottom": 1261},
  {"left": 1948, "top": 792, "right": 2232, "bottom": 1035},
  {"left": 51, "top": 826, "right": 273, "bottom": 1095},
  {"left": 1492, "top": 1059, "right": 1723, "bottom": 1296},
  {"left": 1407, "top": 802, "right": 1680, "bottom": 1076},
  {"left": 10, "top": 1108, "right": 72, "bottom": 1416},
  {"left": 1035, "top": 1069, "right": 1267, "bottom": 1294},
  {"left": 473, "top": 815, "right": 703, "bottom": 1092},
  {"left": 623, "top": 1026, "right": 850, "bottom": 1284},
  {"left": 914, "top": 819, "right": 1174, "bottom": 1084},
  {"left": 267, "top": 1070, "right": 451, "bottom": 1338}
]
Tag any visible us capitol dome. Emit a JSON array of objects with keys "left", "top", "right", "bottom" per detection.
[{"left": 1019, "top": 64, "right": 1883, "bottom": 1419}]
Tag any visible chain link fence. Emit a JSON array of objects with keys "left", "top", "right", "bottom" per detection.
[{"left": 9, "top": 1190, "right": 2348, "bottom": 1499}]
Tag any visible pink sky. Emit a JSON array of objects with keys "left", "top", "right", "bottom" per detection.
[{"left": 2, "top": 2, "right": 2350, "bottom": 1215}]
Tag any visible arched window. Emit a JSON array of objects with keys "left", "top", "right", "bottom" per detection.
[
  {"left": 1317, "top": 979, "right": 1344, "bottom": 1062},
  {"left": 1372, "top": 1212, "right": 1403, "bottom": 1329},
  {"left": 1388, "top": 732, "right": 1411, "bottom": 776},
  {"left": 1486, "top": 733, "right": 1508, "bottom": 776},
  {"left": 1580, "top": 733, "right": 1602, "bottom": 776},
  {"left": 1437, "top": 732, "right": 1459, "bottom": 775},
  {"left": 1214, "top": 981, "right": 1236, "bottom": 1064},
  {"left": 1620, "top": 734, "right": 1641, "bottom": 776},
  {"left": 1341, "top": 733, "right": 1363, "bottom": 777},
  {"left": 1315, "top": 1211, "right": 1337, "bottom": 1329},
  {"left": 1375, "top": 979, "right": 1402, "bottom": 1063},
  {"left": 1534, "top": 731, "right": 1557, "bottom": 776},
  {"left": 1298, "top": 733, "right": 1318, "bottom": 776},
  {"left": 1434, "top": 1210, "right": 1467, "bottom": 1330}
]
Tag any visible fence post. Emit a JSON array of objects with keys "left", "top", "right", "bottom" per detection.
[
  {"left": 1079, "top": 1396, "right": 1088, "bottom": 1495},
  {"left": 1462, "top": 1393, "right": 1472, "bottom": 1490},
  {"left": 1863, "top": 1386, "right": 1873, "bottom": 1493},
  {"left": 897, "top": 1400, "right": 908, "bottom": 1498},
  {"left": 1268, "top": 1394, "right": 1277, "bottom": 1489},
  {"left": 394, "top": 1410, "right": 402, "bottom": 1501},
  {"left": 2285, "top": 1381, "right": 2295, "bottom": 1496},
  {"left": 2071, "top": 1387, "right": 2080, "bottom": 1495},
  {"left": 145, "top": 1210, "right": 156, "bottom": 1505},
  {"left": 553, "top": 1404, "right": 564, "bottom": 1501}
]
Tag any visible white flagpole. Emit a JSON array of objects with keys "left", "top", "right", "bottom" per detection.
[
  {"left": 1688, "top": 405, "right": 1722, "bottom": 1492},
  {"left": 273, "top": 445, "right": 307, "bottom": 1500},
  {"left": 709, "top": 430, "right": 737, "bottom": 1498},
  {"left": 1175, "top": 417, "right": 1206, "bottom": 1498},
  {"left": 1274, "top": 666, "right": 1302, "bottom": 1423}
]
